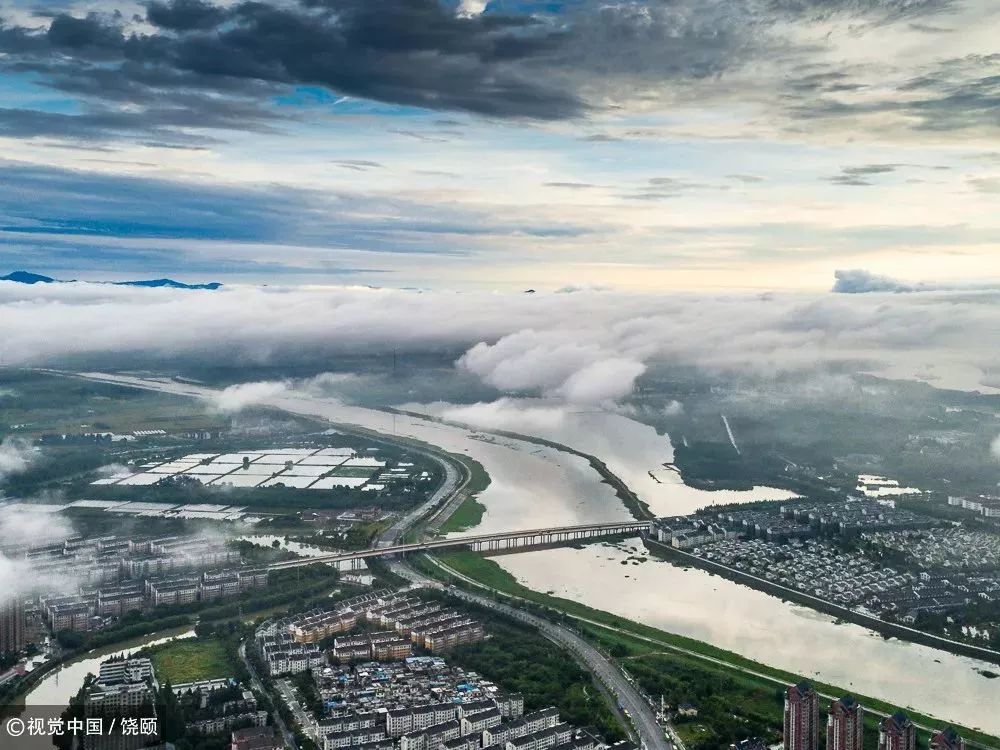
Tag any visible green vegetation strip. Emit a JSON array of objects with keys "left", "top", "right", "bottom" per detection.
[
  {"left": 438, "top": 495, "right": 487, "bottom": 533},
  {"left": 423, "top": 550, "right": 1000, "bottom": 750}
]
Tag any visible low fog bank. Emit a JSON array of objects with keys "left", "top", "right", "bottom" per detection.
[
  {"left": 0, "top": 437, "right": 38, "bottom": 482},
  {"left": 0, "top": 507, "right": 79, "bottom": 600},
  {"left": 3, "top": 281, "right": 1000, "bottom": 401}
]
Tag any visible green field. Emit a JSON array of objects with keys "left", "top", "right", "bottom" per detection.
[
  {"left": 0, "top": 369, "right": 226, "bottom": 437},
  {"left": 423, "top": 551, "right": 1000, "bottom": 750},
  {"left": 331, "top": 466, "right": 379, "bottom": 478},
  {"left": 438, "top": 495, "right": 487, "bottom": 533},
  {"left": 148, "top": 637, "right": 238, "bottom": 685}
]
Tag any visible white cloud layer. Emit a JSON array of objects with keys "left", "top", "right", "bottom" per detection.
[
  {"left": 3, "top": 280, "right": 1000, "bottom": 396},
  {"left": 213, "top": 380, "right": 293, "bottom": 413},
  {"left": 0, "top": 508, "right": 79, "bottom": 600},
  {"left": 434, "top": 398, "right": 570, "bottom": 433},
  {"left": 0, "top": 437, "right": 37, "bottom": 482}
]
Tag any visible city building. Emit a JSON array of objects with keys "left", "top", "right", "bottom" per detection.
[
  {"left": 929, "top": 728, "right": 965, "bottom": 750},
  {"left": 333, "top": 631, "right": 413, "bottom": 662},
  {"left": 232, "top": 726, "right": 282, "bottom": 750},
  {"left": 878, "top": 712, "right": 916, "bottom": 750},
  {"left": 98, "top": 657, "right": 155, "bottom": 685},
  {"left": 86, "top": 657, "right": 158, "bottom": 718},
  {"left": 0, "top": 597, "right": 25, "bottom": 654},
  {"left": 784, "top": 682, "right": 819, "bottom": 750},
  {"left": 827, "top": 696, "right": 864, "bottom": 750}
]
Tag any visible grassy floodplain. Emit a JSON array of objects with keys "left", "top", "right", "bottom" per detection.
[{"left": 438, "top": 495, "right": 488, "bottom": 533}]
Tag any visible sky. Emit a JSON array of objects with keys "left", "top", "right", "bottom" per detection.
[{"left": 0, "top": 0, "right": 998, "bottom": 291}]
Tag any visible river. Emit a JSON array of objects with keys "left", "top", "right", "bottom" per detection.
[
  {"left": 76, "top": 374, "right": 999, "bottom": 733},
  {"left": 494, "top": 540, "right": 1000, "bottom": 735},
  {"left": 409, "top": 403, "right": 800, "bottom": 516},
  {"left": 24, "top": 627, "right": 195, "bottom": 708},
  {"left": 81, "top": 374, "right": 633, "bottom": 534}
]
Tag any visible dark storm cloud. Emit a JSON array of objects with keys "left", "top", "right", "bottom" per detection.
[
  {"left": 0, "top": 0, "right": 988, "bottom": 145},
  {"left": 146, "top": 0, "right": 230, "bottom": 31},
  {"left": 0, "top": 0, "right": 583, "bottom": 126},
  {"left": 45, "top": 13, "right": 126, "bottom": 54}
]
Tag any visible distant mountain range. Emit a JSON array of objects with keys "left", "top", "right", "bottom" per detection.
[{"left": 1, "top": 271, "right": 222, "bottom": 290}]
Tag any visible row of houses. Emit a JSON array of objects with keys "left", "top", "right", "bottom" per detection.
[
  {"left": 333, "top": 631, "right": 414, "bottom": 662},
  {"left": 363, "top": 596, "right": 486, "bottom": 654},
  {"left": 13, "top": 533, "right": 242, "bottom": 587},
  {"left": 947, "top": 496, "right": 1000, "bottom": 519},
  {"left": 42, "top": 568, "right": 269, "bottom": 632},
  {"left": 321, "top": 705, "right": 584, "bottom": 750},
  {"left": 688, "top": 498, "right": 935, "bottom": 544}
]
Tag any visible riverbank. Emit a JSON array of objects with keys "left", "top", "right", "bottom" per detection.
[
  {"left": 644, "top": 538, "right": 1000, "bottom": 666},
  {"left": 58, "top": 373, "right": 1000, "bottom": 738}
]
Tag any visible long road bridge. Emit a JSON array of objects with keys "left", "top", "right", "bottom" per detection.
[{"left": 267, "top": 520, "right": 653, "bottom": 571}]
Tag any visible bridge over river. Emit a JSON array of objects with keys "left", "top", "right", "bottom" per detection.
[{"left": 266, "top": 520, "right": 653, "bottom": 571}]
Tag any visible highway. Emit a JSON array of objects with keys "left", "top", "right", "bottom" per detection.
[{"left": 568, "top": 617, "right": 998, "bottom": 750}]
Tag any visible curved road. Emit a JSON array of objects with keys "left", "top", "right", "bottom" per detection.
[{"left": 391, "top": 561, "right": 673, "bottom": 750}]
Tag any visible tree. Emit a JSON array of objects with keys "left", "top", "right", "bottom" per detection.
[{"left": 156, "top": 680, "right": 187, "bottom": 742}]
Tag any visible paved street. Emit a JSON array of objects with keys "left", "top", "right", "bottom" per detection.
[
  {"left": 277, "top": 677, "right": 318, "bottom": 743},
  {"left": 239, "top": 640, "right": 299, "bottom": 750}
]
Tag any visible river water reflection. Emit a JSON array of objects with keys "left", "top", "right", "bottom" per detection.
[
  {"left": 496, "top": 540, "right": 1000, "bottom": 735},
  {"left": 24, "top": 627, "right": 195, "bottom": 708},
  {"left": 414, "top": 403, "right": 800, "bottom": 516}
]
